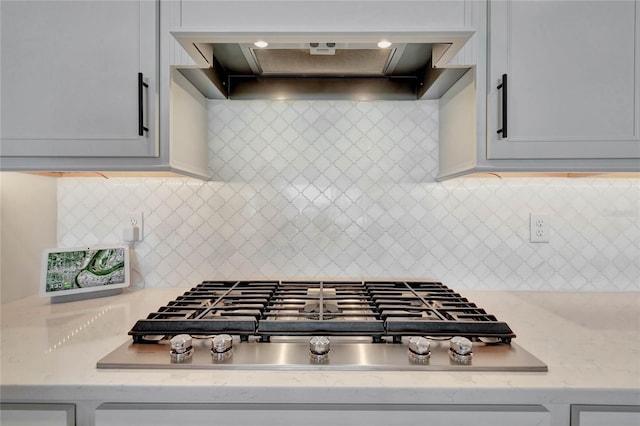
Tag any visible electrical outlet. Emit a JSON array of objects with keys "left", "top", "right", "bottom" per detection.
[
  {"left": 124, "top": 211, "right": 144, "bottom": 242},
  {"left": 530, "top": 213, "right": 549, "bottom": 243}
]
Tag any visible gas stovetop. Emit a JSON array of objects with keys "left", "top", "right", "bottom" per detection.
[{"left": 97, "top": 280, "right": 547, "bottom": 371}]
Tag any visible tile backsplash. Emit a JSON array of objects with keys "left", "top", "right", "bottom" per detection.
[{"left": 58, "top": 100, "right": 639, "bottom": 291}]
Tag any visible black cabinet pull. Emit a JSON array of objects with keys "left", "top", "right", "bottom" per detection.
[
  {"left": 496, "top": 73, "right": 507, "bottom": 138},
  {"left": 138, "top": 72, "right": 149, "bottom": 136}
]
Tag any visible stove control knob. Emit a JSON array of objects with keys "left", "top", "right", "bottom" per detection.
[
  {"left": 211, "top": 334, "right": 233, "bottom": 361},
  {"left": 211, "top": 334, "right": 233, "bottom": 353},
  {"left": 408, "top": 336, "right": 431, "bottom": 355},
  {"left": 170, "top": 334, "right": 194, "bottom": 363},
  {"left": 309, "top": 336, "right": 330, "bottom": 363},
  {"left": 450, "top": 336, "right": 473, "bottom": 355},
  {"left": 309, "top": 336, "right": 330, "bottom": 354},
  {"left": 408, "top": 336, "right": 431, "bottom": 364},
  {"left": 449, "top": 336, "right": 473, "bottom": 364}
]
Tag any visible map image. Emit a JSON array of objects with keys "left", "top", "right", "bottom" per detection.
[{"left": 45, "top": 248, "right": 126, "bottom": 292}]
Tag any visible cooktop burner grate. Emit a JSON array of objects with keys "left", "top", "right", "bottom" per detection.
[{"left": 129, "top": 281, "right": 515, "bottom": 343}]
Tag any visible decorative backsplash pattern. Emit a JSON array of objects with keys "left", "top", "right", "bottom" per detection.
[{"left": 58, "top": 100, "right": 640, "bottom": 291}]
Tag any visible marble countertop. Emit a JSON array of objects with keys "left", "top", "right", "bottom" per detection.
[{"left": 1, "top": 287, "right": 639, "bottom": 406}]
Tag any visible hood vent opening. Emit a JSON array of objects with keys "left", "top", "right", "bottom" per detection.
[
  {"left": 173, "top": 33, "right": 473, "bottom": 101},
  {"left": 252, "top": 48, "right": 394, "bottom": 76}
]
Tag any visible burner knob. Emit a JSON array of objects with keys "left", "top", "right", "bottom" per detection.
[
  {"left": 408, "top": 336, "right": 431, "bottom": 355},
  {"left": 309, "top": 336, "right": 330, "bottom": 363},
  {"left": 170, "top": 334, "right": 192, "bottom": 352},
  {"left": 408, "top": 336, "right": 431, "bottom": 364},
  {"left": 450, "top": 336, "right": 473, "bottom": 355},
  {"left": 211, "top": 334, "right": 233, "bottom": 353},
  {"left": 309, "top": 336, "right": 330, "bottom": 354},
  {"left": 170, "top": 334, "right": 193, "bottom": 363},
  {"left": 449, "top": 336, "right": 473, "bottom": 364},
  {"left": 211, "top": 334, "right": 233, "bottom": 362}
]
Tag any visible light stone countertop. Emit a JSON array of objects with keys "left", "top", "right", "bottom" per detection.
[{"left": 1, "top": 287, "right": 639, "bottom": 407}]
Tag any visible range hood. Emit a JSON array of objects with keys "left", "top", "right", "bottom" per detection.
[{"left": 172, "top": 32, "right": 473, "bottom": 101}]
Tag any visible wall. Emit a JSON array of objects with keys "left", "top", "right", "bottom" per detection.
[
  {"left": 57, "top": 100, "right": 640, "bottom": 291},
  {"left": 1, "top": 173, "right": 58, "bottom": 302}
]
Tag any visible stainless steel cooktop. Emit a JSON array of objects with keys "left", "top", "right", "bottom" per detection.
[
  {"left": 98, "top": 337, "right": 547, "bottom": 371},
  {"left": 97, "top": 280, "right": 547, "bottom": 372}
]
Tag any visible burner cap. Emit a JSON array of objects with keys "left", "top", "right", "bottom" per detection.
[{"left": 300, "top": 302, "right": 341, "bottom": 319}]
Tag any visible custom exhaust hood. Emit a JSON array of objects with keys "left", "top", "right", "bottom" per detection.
[{"left": 172, "top": 32, "right": 473, "bottom": 100}]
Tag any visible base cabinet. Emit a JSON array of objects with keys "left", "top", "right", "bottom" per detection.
[
  {"left": 95, "top": 403, "right": 550, "bottom": 426},
  {"left": 0, "top": 403, "right": 75, "bottom": 426},
  {"left": 571, "top": 405, "right": 640, "bottom": 426},
  {"left": 3, "top": 400, "right": 639, "bottom": 426}
]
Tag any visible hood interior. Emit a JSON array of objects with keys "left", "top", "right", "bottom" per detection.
[
  {"left": 173, "top": 32, "right": 473, "bottom": 101},
  {"left": 250, "top": 48, "right": 394, "bottom": 75}
]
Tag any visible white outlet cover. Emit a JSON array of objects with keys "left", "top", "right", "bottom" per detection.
[
  {"left": 125, "top": 212, "right": 144, "bottom": 242},
  {"left": 530, "top": 213, "right": 549, "bottom": 243}
]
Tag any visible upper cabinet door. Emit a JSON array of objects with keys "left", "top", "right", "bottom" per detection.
[
  {"left": 1, "top": 0, "right": 157, "bottom": 158},
  {"left": 488, "top": 0, "right": 640, "bottom": 160}
]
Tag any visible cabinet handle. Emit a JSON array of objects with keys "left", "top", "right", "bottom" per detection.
[
  {"left": 496, "top": 73, "right": 507, "bottom": 138},
  {"left": 138, "top": 73, "right": 149, "bottom": 136}
]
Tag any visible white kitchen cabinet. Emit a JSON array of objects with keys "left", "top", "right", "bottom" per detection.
[
  {"left": 179, "top": 0, "right": 471, "bottom": 32},
  {"left": 487, "top": 0, "right": 640, "bottom": 160},
  {"left": 570, "top": 405, "right": 640, "bottom": 426},
  {"left": 0, "top": 0, "right": 210, "bottom": 179},
  {"left": 0, "top": 403, "right": 75, "bottom": 426},
  {"left": 0, "top": 0, "right": 157, "bottom": 158},
  {"left": 95, "top": 403, "right": 550, "bottom": 426},
  {"left": 438, "top": 0, "right": 640, "bottom": 180}
]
